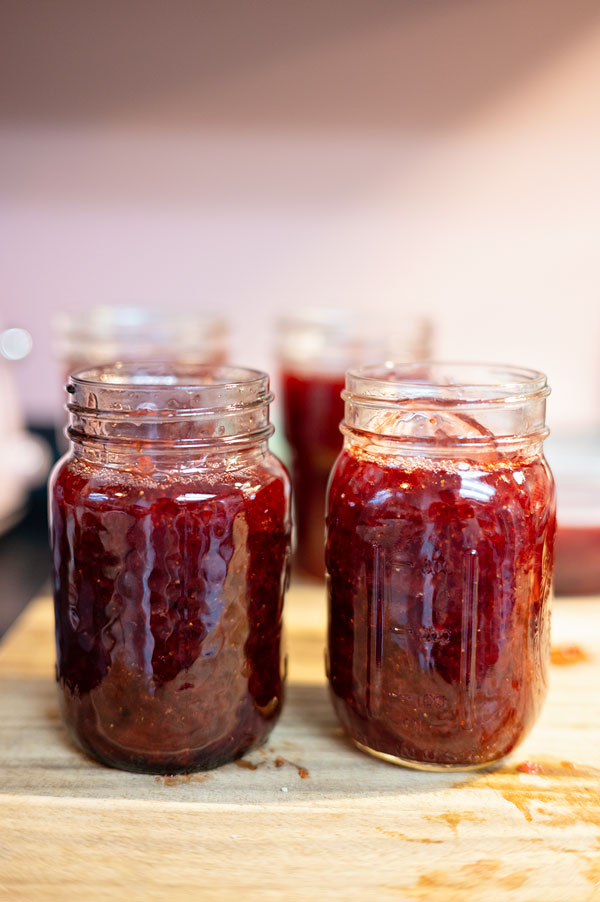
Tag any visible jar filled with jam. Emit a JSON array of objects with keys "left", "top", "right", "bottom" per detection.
[
  {"left": 278, "top": 310, "right": 431, "bottom": 579},
  {"left": 326, "top": 363, "right": 556, "bottom": 771},
  {"left": 50, "top": 362, "right": 291, "bottom": 774}
]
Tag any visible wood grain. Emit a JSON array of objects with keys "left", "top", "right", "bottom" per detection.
[{"left": 1, "top": 586, "right": 600, "bottom": 901}]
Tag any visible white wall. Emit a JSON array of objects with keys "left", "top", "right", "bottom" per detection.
[{"left": 1, "top": 0, "right": 599, "bottom": 432}]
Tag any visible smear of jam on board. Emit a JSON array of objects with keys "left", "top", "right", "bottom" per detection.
[
  {"left": 550, "top": 645, "right": 590, "bottom": 667},
  {"left": 274, "top": 755, "right": 310, "bottom": 778}
]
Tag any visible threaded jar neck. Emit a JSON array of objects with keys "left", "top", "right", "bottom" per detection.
[
  {"left": 342, "top": 362, "right": 550, "bottom": 454},
  {"left": 66, "top": 362, "right": 274, "bottom": 453}
]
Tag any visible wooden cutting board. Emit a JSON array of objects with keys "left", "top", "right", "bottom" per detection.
[{"left": 1, "top": 585, "right": 599, "bottom": 902}]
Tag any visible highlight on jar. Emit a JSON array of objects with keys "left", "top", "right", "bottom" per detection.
[
  {"left": 49, "top": 362, "right": 291, "bottom": 774},
  {"left": 276, "top": 309, "right": 433, "bottom": 581},
  {"left": 325, "top": 362, "right": 556, "bottom": 771}
]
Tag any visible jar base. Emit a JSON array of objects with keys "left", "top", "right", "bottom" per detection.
[
  {"left": 353, "top": 739, "right": 505, "bottom": 773},
  {"left": 72, "top": 734, "right": 271, "bottom": 775}
]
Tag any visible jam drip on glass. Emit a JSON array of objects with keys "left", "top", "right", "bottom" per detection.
[
  {"left": 326, "top": 443, "right": 555, "bottom": 769},
  {"left": 52, "top": 455, "right": 290, "bottom": 773}
]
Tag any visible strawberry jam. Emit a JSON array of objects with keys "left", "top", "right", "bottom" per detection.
[
  {"left": 50, "top": 363, "right": 291, "bottom": 773},
  {"left": 326, "top": 363, "right": 556, "bottom": 770}
]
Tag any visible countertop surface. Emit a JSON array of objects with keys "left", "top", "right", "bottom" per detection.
[{"left": 1, "top": 585, "right": 600, "bottom": 901}]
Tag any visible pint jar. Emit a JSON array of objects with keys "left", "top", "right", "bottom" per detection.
[
  {"left": 50, "top": 363, "right": 291, "bottom": 773},
  {"left": 326, "top": 363, "right": 556, "bottom": 770}
]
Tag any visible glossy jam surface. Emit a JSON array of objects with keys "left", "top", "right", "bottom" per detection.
[
  {"left": 51, "top": 453, "right": 290, "bottom": 773},
  {"left": 326, "top": 444, "right": 556, "bottom": 769},
  {"left": 281, "top": 369, "right": 345, "bottom": 578}
]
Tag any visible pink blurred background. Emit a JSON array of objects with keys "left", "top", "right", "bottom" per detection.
[{"left": 1, "top": 0, "right": 600, "bottom": 432}]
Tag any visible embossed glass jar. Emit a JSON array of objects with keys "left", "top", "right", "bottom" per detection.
[
  {"left": 50, "top": 363, "right": 291, "bottom": 774},
  {"left": 326, "top": 363, "right": 556, "bottom": 771}
]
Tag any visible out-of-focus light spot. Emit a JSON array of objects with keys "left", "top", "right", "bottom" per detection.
[{"left": 0, "top": 328, "right": 33, "bottom": 360}]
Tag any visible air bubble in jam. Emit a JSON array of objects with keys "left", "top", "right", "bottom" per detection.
[{"left": 326, "top": 437, "right": 556, "bottom": 769}]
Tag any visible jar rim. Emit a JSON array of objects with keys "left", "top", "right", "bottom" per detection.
[
  {"left": 346, "top": 361, "right": 549, "bottom": 404},
  {"left": 342, "top": 361, "right": 550, "bottom": 449},
  {"left": 70, "top": 361, "right": 267, "bottom": 394},
  {"left": 65, "top": 362, "right": 274, "bottom": 449},
  {"left": 66, "top": 363, "right": 273, "bottom": 428},
  {"left": 56, "top": 306, "right": 227, "bottom": 342},
  {"left": 277, "top": 311, "right": 432, "bottom": 371},
  {"left": 277, "top": 308, "right": 430, "bottom": 330}
]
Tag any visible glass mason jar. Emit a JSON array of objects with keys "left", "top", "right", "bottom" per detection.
[
  {"left": 54, "top": 305, "right": 228, "bottom": 382},
  {"left": 277, "top": 310, "right": 432, "bottom": 579},
  {"left": 50, "top": 362, "right": 291, "bottom": 774},
  {"left": 326, "top": 362, "right": 556, "bottom": 771}
]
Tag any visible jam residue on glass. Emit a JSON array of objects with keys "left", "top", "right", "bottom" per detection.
[{"left": 326, "top": 443, "right": 556, "bottom": 769}]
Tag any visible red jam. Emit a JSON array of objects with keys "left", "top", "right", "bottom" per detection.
[
  {"left": 326, "top": 444, "right": 556, "bottom": 768},
  {"left": 281, "top": 369, "right": 345, "bottom": 578},
  {"left": 51, "top": 455, "right": 290, "bottom": 773}
]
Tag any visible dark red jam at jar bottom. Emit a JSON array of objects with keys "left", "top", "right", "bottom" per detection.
[
  {"left": 51, "top": 458, "right": 290, "bottom": 774},
  {"left": 326, "top": 446, "right": 555, "bottom": 770},
  {"left": 281, "top": 369, "right": 345, "bottom": 578}
]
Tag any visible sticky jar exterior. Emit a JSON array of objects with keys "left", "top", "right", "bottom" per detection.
[
  {"left": 50, "top": 363, "right": 291, "bottom": 774},
  {"left": 326, "top": 363, "right": 556, "bottom": 771}
]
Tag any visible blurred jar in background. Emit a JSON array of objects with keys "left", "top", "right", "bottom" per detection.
[
  {"left": 547, "top": 437, "right": 600, "bottom": 596},
  {"left": 54, "top": 306, "right": 228, "bottom": 378},
  {"left": 53, "top": 306, "right": 229, "bottom": 450},
  {"left": 277, "top": 309, "right": 432, "bottom": 579}
]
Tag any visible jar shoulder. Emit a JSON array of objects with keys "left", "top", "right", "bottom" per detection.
[
  {"left": 328, "top": 447, "right": 555, "bottom": 522},
  {"left": 50, "top": 450, "right": 291, "bottom": 523}
]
